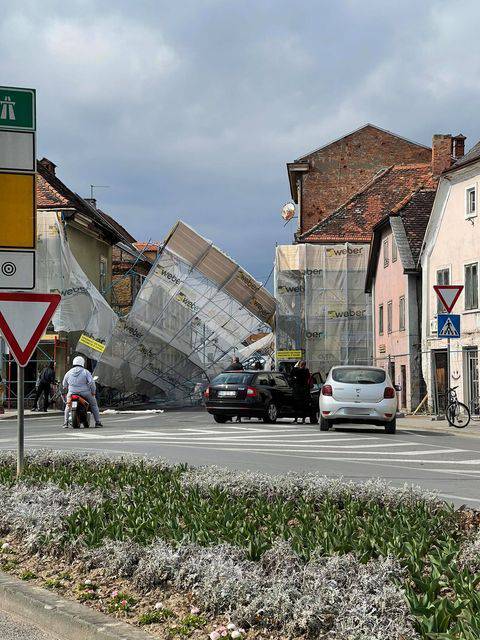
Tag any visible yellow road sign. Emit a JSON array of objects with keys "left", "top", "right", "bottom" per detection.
[
  {"left": 0, "top": 173, "right": 35, "bottom": 248},
  {"left": 276, "top": 350, "right": 304, "bottom": 360}
]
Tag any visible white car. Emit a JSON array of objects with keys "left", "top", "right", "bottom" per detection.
[{"left": 319, "top": 366, "right": 398, "bottom": 434}]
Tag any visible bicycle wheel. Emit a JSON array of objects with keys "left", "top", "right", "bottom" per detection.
[{"left": 446, "top": 401, "right": 470, "bottom": 428}]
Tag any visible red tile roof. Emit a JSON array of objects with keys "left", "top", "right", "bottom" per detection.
[
  {"left": 36, "top": 159, "right": 126, "bottom": 244},
  {"left": 299, "top": 163, "right": 437, "bottom": 244},
  {"left": 397, "top": 189, "right": 436, "bottom": 265}
]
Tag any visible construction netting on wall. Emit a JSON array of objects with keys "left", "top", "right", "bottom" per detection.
[
  {"left": 35, "top": 211, "right": 117, "bottom": 360},
  {"left": 95, "top": 221, "right": 276, "bottom": 405},
  {"left": 275, "top": 243, "right": 372, "bottom": 375}
]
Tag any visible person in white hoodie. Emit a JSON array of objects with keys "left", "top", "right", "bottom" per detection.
[{"left": 62, "top": 355, "right": 102, "bottom": 428}]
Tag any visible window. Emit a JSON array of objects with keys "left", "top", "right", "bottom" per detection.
[
  {"left": 466, "top": 186, "right": 477, "bottom": 218},
  {"left": 399, "top": 296, "right": 405, "bottom": 331},
  {"left": 465, "top": 263, "right": 478, "bottom": 310},
  {"left": 271, "top": 374, "right": 290, "bottom": 388},
  {"left": 383, "top": 238, "right": 389, "bottom": 267},
  {"left": 437, "top": 268, "right": 450, "bottom": 313},
  {"left": 378, "top": 304, "right": 384, "bottom": 335},
  {"left": 332, "top": 367, "right": 386, "bottom": 384},
  {"left": 211, "top": 372, "right": 253, "bottom": 385},
  {"left": 392, "top": 237, "right": 398, "bottom": 263},
  {"left": 387, "top": 301, "right": 392, "bottom": 334},
  {"left": 99, "top": 256, "right": 107, "bottom": 294}
]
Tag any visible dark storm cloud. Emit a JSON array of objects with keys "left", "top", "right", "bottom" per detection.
[{"left": 0, "top": 0, "right": 477, "bottom": 281}]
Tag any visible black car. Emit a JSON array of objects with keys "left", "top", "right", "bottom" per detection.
[{"left": 204, "top": 370, "right": 323, "bottom": 424}]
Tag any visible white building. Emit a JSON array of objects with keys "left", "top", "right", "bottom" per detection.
[{"left": 420, "top": 138, "right": 480, "bottom": 414}]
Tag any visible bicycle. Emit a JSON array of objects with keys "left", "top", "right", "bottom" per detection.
[{"left": 446, "top": 386, "right": 471, "bottom": 428}]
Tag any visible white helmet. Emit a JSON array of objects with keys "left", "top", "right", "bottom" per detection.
[{"left": 73, "top": 355, "right": 85, "bottom": 367}]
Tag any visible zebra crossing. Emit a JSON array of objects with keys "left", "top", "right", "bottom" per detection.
[{"left": 16, "top": 415, "right": 480, "bottom": 474}]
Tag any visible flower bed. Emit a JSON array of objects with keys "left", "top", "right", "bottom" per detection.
[{"left": 0, "top": 451, "right": 478, "bottom": 639}]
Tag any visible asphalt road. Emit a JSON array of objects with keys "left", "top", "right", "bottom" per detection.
[
  {"left": 2, "top": 410, "right": 480, "bottom": 507},
  {"left": 0, "top": 611, "right": 57, "bottom": 640}
]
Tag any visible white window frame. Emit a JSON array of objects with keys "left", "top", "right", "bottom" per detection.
[
  {"left": 387, "top": 300, "right": 392, "bottom": 334},
  {"left": 464, "top": 261, "right": 479, "bottom": 311},
  {"left": 383, "top": 238, "right": 389, "bottom": 268},
  {"left": 392, "top": 236, "right": 398, "bottom": 263},
  {"left": 436, "top": 267, "right": 450, "bottom": 314},
  {"left": 379, "top": 304, "right": 384, "bottom": 336},
  {"left": 99, "top": 256, "right": 108, "bottom": 294},
  {"left": 399, "top": 296, "right": 405, "bottom": 331},
  {"left": 466, "top": 185, "right": 477, "bottom": 219}
]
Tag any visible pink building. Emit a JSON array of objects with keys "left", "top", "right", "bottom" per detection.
[{"left": 365, "top": 190, "right": 435, "bottom": 411}]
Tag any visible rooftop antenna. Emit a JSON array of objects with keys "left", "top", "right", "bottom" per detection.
[{"left": 90, "top": 184, "right": 110, "bottom": 200}]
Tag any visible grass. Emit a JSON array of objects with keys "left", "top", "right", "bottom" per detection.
[{"left": 0, "top": 454, "right": 478, "bottom": 639}]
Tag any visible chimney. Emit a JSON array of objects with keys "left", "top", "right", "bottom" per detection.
[
  {"left": 452, "top": 134, "right": 466, "bottom": 159},
  {"left": 431, "top": 134, "right": 453, "bottom": 176},
  {"left": 84, "top": 197, "right": 97, "bottom": 209},
  {"left": 38, "top": 157, "right": 57, "bottom": 175}
]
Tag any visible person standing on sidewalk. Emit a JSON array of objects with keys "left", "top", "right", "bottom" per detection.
[{"left": 32, "top": 362, "right": 55, "bottom": 412}]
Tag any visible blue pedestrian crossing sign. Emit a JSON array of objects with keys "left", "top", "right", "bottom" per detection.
[{"left": 438, "top": 314, "right": 461, "bottom": 339}]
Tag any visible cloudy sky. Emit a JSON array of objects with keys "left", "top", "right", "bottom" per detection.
[{"left": 1, "top": 0, "right": 477, "bottom": 284}]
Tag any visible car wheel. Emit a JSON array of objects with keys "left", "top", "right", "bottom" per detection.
[
  {"left": 310, "top": 409, "right": 319, "bottom": 424},
  {"left": 385, "top": 418, "right": 396, "bottom": 434},
  {"left": 263, "top": 402, "right": 278, "bottom": 423},
  {"left": 213, "top": 415, "right": 228, "bottom": 424},
  {"left": 319, "top": 415, "right": 330, "bottom": 431}
]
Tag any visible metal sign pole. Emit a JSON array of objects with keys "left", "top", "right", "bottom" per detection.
[
  {"left": 447, "top": 337, "right": 451, "bottom": 409},
  {"left": 17, "top": 366, "right": 24, "bottom": 477}
]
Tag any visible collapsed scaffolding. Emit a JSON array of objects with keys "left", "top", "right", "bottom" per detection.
[
  {"left": 275, "top": 243, "right": 372, "bottom": 375},
  {"left": 95, "top": 221, "right": 276, "bottom": 405}
]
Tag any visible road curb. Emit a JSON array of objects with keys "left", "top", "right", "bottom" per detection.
[{"left": 0, "top": 571, "right": 153, "bottom": 640}]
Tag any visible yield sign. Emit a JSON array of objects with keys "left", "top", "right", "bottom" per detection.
[
  {"left": 0, "top": 292, "right": 61, "bottom": 367},
  {"left": 434, "top": 285, "right": 464, "bottom": 313}
]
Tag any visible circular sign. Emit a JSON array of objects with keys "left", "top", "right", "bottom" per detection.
[{"left": 1, "top": 261, "right": 16, "bottom": 277}]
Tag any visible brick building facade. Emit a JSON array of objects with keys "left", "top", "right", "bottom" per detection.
[{"left": 287, "top": 124, "right": 432, "bottom": 237}]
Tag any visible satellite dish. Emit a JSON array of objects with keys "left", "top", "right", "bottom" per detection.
[{"left": 281, "top": 202, "right": 295, "bottom": 222}]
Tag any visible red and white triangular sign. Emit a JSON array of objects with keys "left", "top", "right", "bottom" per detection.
[
  {"left": 434, "top": 285, "right": 464, "bottom": 313},
  {"left": 0, "top": 293, "right": 61, "bottom": 367}
]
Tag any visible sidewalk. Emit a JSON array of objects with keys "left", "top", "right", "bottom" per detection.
[
  {"left": 399, "top": 414, "right": 480, "bottom": 437},
  {"left": 0, "top": 410, "right": 62, "bottom": 421}
]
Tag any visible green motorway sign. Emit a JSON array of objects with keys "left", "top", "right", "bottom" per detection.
[{"left": 0, "top": 87, "right": 35, "bottom": 131}]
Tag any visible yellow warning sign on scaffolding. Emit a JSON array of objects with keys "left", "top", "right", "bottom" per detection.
[
  {"left": 79, "top": 334, "right": 106, "bottom": 353},
  {"left": 276, "top": 350, "right": 304, "bottom": 360},
  {"left": 0, "top": 173, "right": 35, "bottom": 248}
]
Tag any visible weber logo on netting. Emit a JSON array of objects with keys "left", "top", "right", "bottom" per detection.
[
  {"left": 156, "top": 265, "right": 181, "bottom": 286},
  {"left": 326, "top": 247, "right": 363, "bottom": 258},
  {"left": 328, "top": 309, "right": 366, "bottom": 319}
]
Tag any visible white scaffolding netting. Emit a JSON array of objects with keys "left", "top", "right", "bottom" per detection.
[
  {"left": 275, "top": 243, "right": 372, "bottom": 375},
  {"left": 35, "top": 211, "right": 117, "bottom": 359},
  {"left": 95, "top": 221, "right": 276, "bottom": 404}
]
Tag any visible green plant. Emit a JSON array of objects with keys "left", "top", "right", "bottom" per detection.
[
  {"left": 168, "top": 614, "right": 207, "bottom": 638},
  {"left": 20, "top": 570, "right": 37, "bottom": 580},
  {"left": 138, "top": 608, "right": 175, "bottom": 625},
  {"left": 107, "top": 590, "right": 136, "bottom": 614}
]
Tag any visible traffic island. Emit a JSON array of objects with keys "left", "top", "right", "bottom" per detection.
[{"left": 0, "top": 451, "right": 478, "bottom": 639}]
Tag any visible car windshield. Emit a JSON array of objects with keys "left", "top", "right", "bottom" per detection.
[
  {"left": 211, "top": 373, "right": 253, "bottom": 385},
  {"left": 332, "top": 368, "right": 386, "bottom": 385}
]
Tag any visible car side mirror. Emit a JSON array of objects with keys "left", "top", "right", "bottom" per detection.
[{"left": 394, "top": 384, "right": 401, "bottom": 391}]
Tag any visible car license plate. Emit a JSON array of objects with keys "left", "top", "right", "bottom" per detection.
[
  {"left": 72, "top": 401, "right": 78, "bottom": 408},
  {"left": 345, "top": 407, "right": 369, "bottom": 415},
  {"left": 218, "top": 390, "right": 236, "bottom": 397}
]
